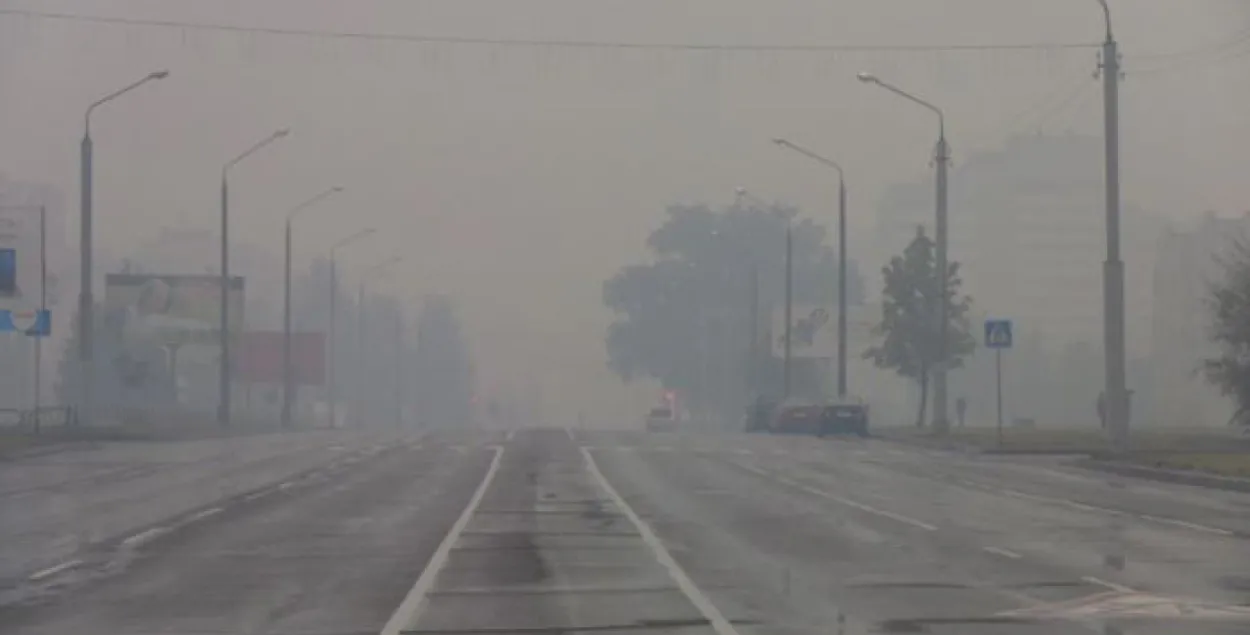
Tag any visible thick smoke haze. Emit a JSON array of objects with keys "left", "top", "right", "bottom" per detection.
[{"left": 0, "top": 0, "right": 1246, "bottom": 426}]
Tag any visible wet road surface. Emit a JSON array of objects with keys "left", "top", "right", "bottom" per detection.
[{"left": 1, "top": 427, "right": 1248, "bottom": 635}]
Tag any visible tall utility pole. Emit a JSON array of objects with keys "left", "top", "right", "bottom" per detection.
[
  {"left": 78, "top": 70, "right": 168, "bottom": 427},
  {"left": 220, "top": 128, "right": 289, "bottom": 426},
  {"left": 281, "top": 186, "right": 343, "bottom": 428},
  {"left": 934, "top": 131, "right": 950, "bottom": 430},
  {"left": 1096, "top": 0, "right": 1128, "bottom": 452},
  {"left": 857, "top": 72, "right": 949, "bottom": 429},
  {"left": 783, "top": 220, "right": 793, "bottom": 400},
  {"left": 772, "top": 138, "right": 850, "bottom": 398},
  {"left": 394, "top": 309, "right": 404, "bottom": 427}
]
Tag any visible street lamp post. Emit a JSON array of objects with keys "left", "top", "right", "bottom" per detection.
[
  {"left": 857, "top": 72, "right": 950, "bottom": 430},
  {"left": 327, "top": 228, "right": 375, "bottom": 428},
  {"left": 356, "top": 256, "right": 401, "bottom": 427},
  {"left": 281, "top": 186, "right": 344, "bottom": 428},
  {"left": 772, "top": 138, "right": 850, "bottom": 399},
  {"left": 219, "top": 128, "right": 289, "bottom": 426},
  {"left": 1094, "top": 0, "right": 1127, "bottom": 452},
  {"left": 78, "top": 70, "right": 168, "bottom": 426}
]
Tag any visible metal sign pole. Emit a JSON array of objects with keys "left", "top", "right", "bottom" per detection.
[{"left": 996, "top": 348, "right": 1003, "bottom": 449}]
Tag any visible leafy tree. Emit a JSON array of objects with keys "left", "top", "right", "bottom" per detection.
[
  {"left": 1203, "top": 238, "right": 1250, "bottom": 427},
  {"left": 603, "top": 201, "right": 864, "bottom": 420},
  {"left": 864, "top": 227, "right": 975, "bottom": 429}
]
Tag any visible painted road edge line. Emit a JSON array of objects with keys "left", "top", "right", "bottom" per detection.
[
  {"left": 1139, "top": 514, "right": 1235, "bottom": 537},
  {"left": 379, "top": 445, "right": 504, "bottom": 635},
  {"left": 187, "top": 506, "right": 224, "bottom": 522},
  {"left": 1081, "top": 576, "right": 1136, "bottom": 594},
  {"left": 737, "top": 462, "right": 937, "bottom": 532},
  {"left": 983, "top": 546, "right": 1023, "bottom": 560},
  {"left": 582, "top": 446, "right": 742, "bottom": 635},
  {"left": 28, "top": 559, "right": 84, "bottom": 582},
  {"left": 122, "top": 526, "right": 169, "bottom": 548}
]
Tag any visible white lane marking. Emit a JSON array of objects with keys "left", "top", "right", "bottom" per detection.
[
  {"left": 505, "top": 429, "right": 515, "bottom": 442},
  {"left": 983, "top": 546, "right": 1023, "bottom": 560},
  {"left": 1000, "top": 488, "right": 1237, "bottom": 537},
  {"left": 277, "top": 482, "right": 294, "bottom": 490},
  {"left": 379, "top": 446, "right": 504, "bottom": 635},
  {"left": 581, "top": 447, "right": 742, "bottom": 635},
  {"left": 564, "top": 427, "right": 576, "bottom": 441},
  {"left": 188, "top": 507, "right": 224, "bottom": 522},
  {"left": 243, "top": 490, "right": 270, "bottom": 502},
  {"left": 122, "top": 526, "right": 169, "bottom": 548},
  {"left": 1139, "top": 514, "right": 1235, "bottom": 537},
  {"left": 28, "top": 559, "right": 84, "bottom": 582},
  {"left": 1082, "top": 576, "right": 1136, "bottom": 594},
  {"left": 738, "top": 464, "right": 937, "bottom": 531}
]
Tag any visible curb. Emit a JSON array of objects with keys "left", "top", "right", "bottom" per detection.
[{"left": 1073, "top": 458, "right": 1250, "bottom": 494}]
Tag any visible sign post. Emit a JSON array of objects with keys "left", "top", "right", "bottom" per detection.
[{"left": 984, "top": 319, "right": 1013, "bottom": 448}]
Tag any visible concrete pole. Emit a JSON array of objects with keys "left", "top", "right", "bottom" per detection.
[
  {"left": 933, "top": 134, "right": 950, "bottom": 430},
  {"left": 783, "top": 221, "right": 793, "bottom": 400},
  {"left": 1100, "top": 16, "right": 1128, "bottom": 452},
  {"left": 328, "top": 258, "right": 338, "bottom": 427},
  {"left": 218, "top": 174, "right": 231, "bottom": 425},
  {"left": 78, "top": 134, "right": 93, "bottom": 427},
  {"left": 281, "top": 218, "right": 294, "bottom": 427},
  {"left": 837, "top": 177, "right": 848, "bottom": 399}
]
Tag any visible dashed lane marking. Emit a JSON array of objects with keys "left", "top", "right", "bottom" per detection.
[
  {"left": 28, "top": 559, "right": 84, "bottom": 582},
  {"left": 505, "top": 429, "right": 516, "bottom": 442},
  {"left": 582, "top": 447, "right": 742, "bottom": 635},
  {"left": 187, "top": 507, "right": 224, "bottom": 522},
  {"left": 1082, "top": 576, "right": 1136, "bottom": 594},
  {"left": 564, "top": 427, "right": 576, "bottom": 441},
  {"left": 121, "top": 526, "right": 169, "bottom": 548},
  {"left": 737, "top": 463, "right": 938, "bottom": 531},
  {"left": 379, "top": 446, "right": 504, "bottom": 635},
  {"left": 983, "top": 546, "right": 1023, "bottom": 560},
  {"left": 1140, "top": 514, "right": 1235, "bottom": 537}
]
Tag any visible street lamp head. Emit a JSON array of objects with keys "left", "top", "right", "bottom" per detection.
[
  {"left": 856, "top": 72, "right": 878, "bottom": 84},
  {"left": 274, "top": 128, "right": 291, "bottom": 139},
  {"left": 148, "top": 70, "right": 170, "bottom": 80},
  {"left": 771, "top": 138, "right": 788, "bottom": 146},
  {"left": 332, "top": 186, "right": 345, "bottom": 193}
]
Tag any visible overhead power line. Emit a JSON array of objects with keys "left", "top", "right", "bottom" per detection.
[{"left": 0, "top": 8, "right": 1097, "bottom": 53}]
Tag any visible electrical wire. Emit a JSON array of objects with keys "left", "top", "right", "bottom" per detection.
[{"left": 0, "top": 7, "right": 1097, "bottom": 54}]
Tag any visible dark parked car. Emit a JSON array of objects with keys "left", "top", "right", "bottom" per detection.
[{"left": 818, "top": 402, "right": 869, "bottom": 437}]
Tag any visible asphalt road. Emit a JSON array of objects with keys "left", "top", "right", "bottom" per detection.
[{"left": 2, "top": 427, "right": 1248, "bottom": 635}]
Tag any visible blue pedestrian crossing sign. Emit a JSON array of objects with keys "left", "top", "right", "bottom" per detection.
[{"left": 984, "top": 319, "right": 1013, "bottom": 349}]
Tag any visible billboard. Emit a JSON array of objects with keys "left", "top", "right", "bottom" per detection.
[
  {"left": 104, "top": 274, "right": 244, "bottom": 347},
  {"left": 235, "top": 331, "right": 326, "bottom": 386},
  {"left": 772, "top": 304, "right": 836, "bottom": 359}
]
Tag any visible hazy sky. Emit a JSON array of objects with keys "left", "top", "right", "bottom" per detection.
[{"left": 1, "top": 0, "right": 1247, "bottom": 423}]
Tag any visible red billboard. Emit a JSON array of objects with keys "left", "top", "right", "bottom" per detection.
[{"left": 235, "top": 331, "right": 325, "bottom": 386}]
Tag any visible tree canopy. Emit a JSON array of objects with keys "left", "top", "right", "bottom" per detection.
[
  {"left": 864, "top": 226, "right": 975, "bottom": 428},
  {"left": 603, "top": 200, "right": 863, "bottom": 419},
  {"left": 1204, "top": 237, "right": 1250, "bottom": 426}
]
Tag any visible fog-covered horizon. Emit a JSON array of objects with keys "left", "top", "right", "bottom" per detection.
[{"left": 1, "top": 0, "right": 1247, "bottom": 426}]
